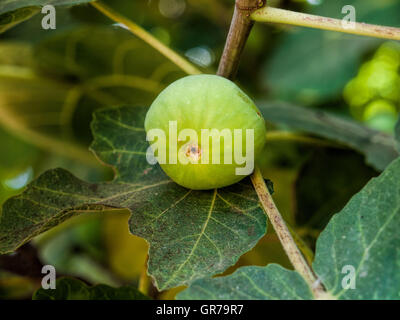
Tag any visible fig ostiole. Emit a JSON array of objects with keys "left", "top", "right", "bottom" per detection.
[{"left": 144, "top": 74, "right": 266, "bottom": 190}]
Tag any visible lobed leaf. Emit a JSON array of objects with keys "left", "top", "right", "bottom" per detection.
[
  {"left": 33, "top": 277, "right": 150, "bottom": 300},
  {"left": 179, "top": 150, "right": 400, "bottom": 300},
  {"left": 0, "top": 167, "right": 124, "bottom": 254},
  {"left": 313, "top": 157, "right": 400, "bottom": 299},
  {"left": 90, "top": 106, "right": 267, "bottom": 290},
  {"left": 0, "top": 105, "right": 267, "bottom": 291},
  {"left": 259, "top": 102, "right": 399, "bottom": 171},
  {"left": 177, "top": 264, "right": 313, "bottom": 300}
]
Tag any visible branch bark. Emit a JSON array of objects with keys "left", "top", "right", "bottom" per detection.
[{"left": 217, "top": 0, "right": 266, "bottom": 79}]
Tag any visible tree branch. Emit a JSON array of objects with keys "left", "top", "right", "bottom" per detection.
[
  {"left": 251, "top": 6, "right": 400, "bottom": 41},
  {"left": 217, "top": 0, "right": 266, "bottom": 79}
]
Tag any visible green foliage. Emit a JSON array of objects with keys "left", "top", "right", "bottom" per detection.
[
  {"left": 178, "top": 264, "right": 313, "bottom": 300},
  {"left": 92, "top": 106, "right": 267, "bottom": 290},
  {"left": 260, "top": 102, "right": 399, "bottom": 171},
  {"left": 0, "top": 0, "right": 399, "bottom": 301},
  {"left": 33, "top": 277, "right": 150, "bottom": 300},
  {"left": 313, "top": 157, "right": 400, "bottom": 299},
  {"left": 179, "top": 158, "right": 400, "bottom": 300},
  {"left": 0, "top": 106, "right": 266, "bottom": 291}
]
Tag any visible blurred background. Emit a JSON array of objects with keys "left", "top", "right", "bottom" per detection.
[{"left": 0, "top": 0, "right": 399, "bottom": 299}]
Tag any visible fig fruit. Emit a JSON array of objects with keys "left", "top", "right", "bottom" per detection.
[{"left": 144, "top": 74, "right": 266, "bottom": 190}]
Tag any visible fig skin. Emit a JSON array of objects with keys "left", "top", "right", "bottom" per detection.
[{"left": 144, "top": 74, "right": 266, "bottom": 190}]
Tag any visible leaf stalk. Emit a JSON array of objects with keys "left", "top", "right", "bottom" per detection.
[
  {"left": 251, "top": 167, "right": 326, "bottom": 298},
  {"left": 91, "top": 1, "right": 202, "bottom": 75}
]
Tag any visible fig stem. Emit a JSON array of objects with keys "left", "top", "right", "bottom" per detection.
[
  {"left": 91, "top": 1, "right": 202, "bottom": 76},
  {"left": 251, "top": 6, "right": 400, "bottom": 41},
  {"left": 251, "top": 167, "right": 328, "bottom": 299},
  {"left": 217, "top": 0, "right": 267, "bottom": 79},
  {"left": 217, "top": 0, "right": 330, "bottom": 299}
]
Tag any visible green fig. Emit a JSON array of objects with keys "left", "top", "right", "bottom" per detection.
[{"left": 144, "top": 74, "right": 266, "bottom": 190}]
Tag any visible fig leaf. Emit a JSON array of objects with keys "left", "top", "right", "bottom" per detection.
[{"left": 0, "top": 105, "right": 267, "bottom": 291}]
